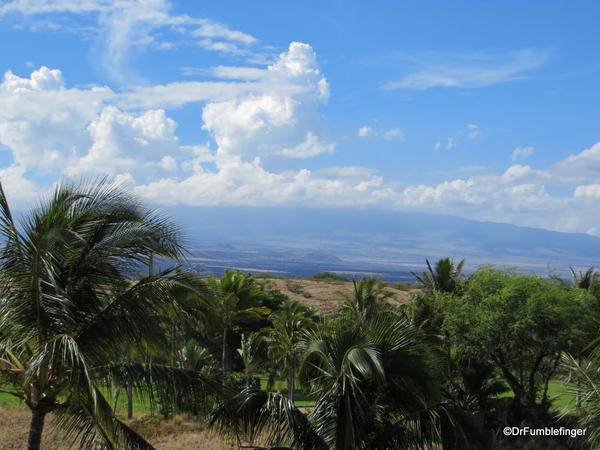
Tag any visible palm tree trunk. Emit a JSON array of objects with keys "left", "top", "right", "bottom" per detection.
[
  {"left": 171, "top": 319, "right": 178, "bottom": 417},
  {"left": 289, "top": 358, "right": 295, "bottom": 404},
  {"left": 27, "top": 409, "right": 46, "bottom": 450},
  {"left": 127, "top": 350, "right": 133, "bottom": 420},
  {"left": 127, "top": 382, "right": 133, "bottom": 419},
  {"left": 222, "top": 324, "right": 231, "bottom": 382},
  {"left": 576, "top": 356, "right": 582, "bottom": 410},
  {"left": 113, "top": 387, "right": 121, "bottom": 412}
]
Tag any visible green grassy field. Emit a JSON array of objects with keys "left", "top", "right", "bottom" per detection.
[
  {"left": 546, "top": 380, "right": 577, "bottom": 410},
  {"left": 258, "top": 376, "right": 316, "bottom": 407},
  {"left": 4, "top": 379, "right": 572, "bottom": 413},
  {"left": 0, "top": 378, "right": 317, "bottom": 412},
  {"left": 494, "top": 380, "right": 577, "bottom": 411},
  {"left": 0, "top": 388, "right": 152, "bottom": 415},
  {"left": 0, "top": 391, "right": 20, "bottom": 406}
]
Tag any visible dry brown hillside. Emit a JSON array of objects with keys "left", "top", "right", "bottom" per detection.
[{"left": 258, "top": 277, "right": 417, "bottom": 313}]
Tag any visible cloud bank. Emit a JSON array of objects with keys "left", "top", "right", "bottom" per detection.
[{"left": 0, "top": 3, "right": 597, "bottom": 237}]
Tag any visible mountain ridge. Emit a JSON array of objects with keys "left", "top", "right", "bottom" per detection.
[{"left": 159, "top": 206, "right": 600, "bottom": 275}]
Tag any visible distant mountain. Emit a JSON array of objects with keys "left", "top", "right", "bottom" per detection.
[{"left": 161, "top": 206, "right": 600, "bottom": 276}]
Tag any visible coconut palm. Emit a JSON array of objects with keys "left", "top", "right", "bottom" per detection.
[
  {"left": 413, "top": 257, "right": 465, "bottom": 294},
  {"left": 0, "top": 180, "right": 215, "bottom": 449},
  {"left": 203, "top": 271, "right": 270, "bottom": 381}
]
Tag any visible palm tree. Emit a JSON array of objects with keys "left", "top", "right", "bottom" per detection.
[
  {"left": 338, "top": 277, "right": 392, "bottom": 321},
  {"left": 0, "top": 180, "right": 215, "bottom": 449},
  {"left": 238, "top": 332, "right": 264, "bottom": 388},
  {"left": 265, "top": 299, "right": 318, "bottom": 403},
  {"left": 560, "top": 353, "right": 600, "bottom": 447},
  {"left": 570, "top": 266, "right": 600, "bottom": 294},
  {"left": 444, "top": 355, "right": 509, "bottom": 414},
  {"left": 203, "top": 271, "right": 270, "bottom": 381},
  {"left": 211, "top": 314, "right": 462, "bottom": 449},
  {"left": 413, "top": 257, "right": 465, "bottom": 294}
]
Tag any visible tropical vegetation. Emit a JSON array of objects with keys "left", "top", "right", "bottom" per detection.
[{"left": 1, "top": 180, "right": 600, "bottom": 449}]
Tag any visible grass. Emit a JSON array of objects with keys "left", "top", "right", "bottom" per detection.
[
  {"left": 546, "top": 380, "right": 577, "bottom": 411},
  {"left": 2, "top": 378, "right": 574, "bottom": 412},
  {"left": 106, "top": 388, "right": 155, "bottom": 416},
  {"left": 258, "top": 375, "right": 316, "bottom": 407},
  {"left": 1, "top": 376, "right": 316, "bottom": 412},
  {"left": 0, "top": 388, "right": 154, "bottom": 417},
  {"left": 0, "top": 391, "right": 21, "bottom": 406},
  {"left": 495, "top": 380, "right": 577, "bottom": 411}
]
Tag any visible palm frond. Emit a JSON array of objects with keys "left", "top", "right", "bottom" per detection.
[
  {"left": 53, "top": 386, "right": 154, "bottom": 450},
  {"left": 210, "top": 388, "right": 327, "bottom": 450},
  {"left": 96, "top": 363, "right": 222, "bottom": 415}
]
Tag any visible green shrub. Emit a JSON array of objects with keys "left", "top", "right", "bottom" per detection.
[{"left": 310, "top": 271, "right": 350, "bottom": 282}]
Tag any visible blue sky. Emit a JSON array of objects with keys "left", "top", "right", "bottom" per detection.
[{"left": 1, "top": 0, "right": 600, "bottom": 235}]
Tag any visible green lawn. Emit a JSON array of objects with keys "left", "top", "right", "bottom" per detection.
[
  {"left": 258, "top": 375, "right": 316, "bottom": 407},
  {"left": 0, "top": 377, "right": 315, "bottom": 413},
  {"left": 2, "top": 379, "right": 573, "bottom": 414},
  {"left": 496, "top": 380, "right": 577, "bottom": 411},
  {"left": 0, "top": 391, "right": 21, "bottom": 406},
  {"left": 106, "top": 388, "right": 154, "bottom": 416},
  {"left": 0, "top": 388, "right": 152, "bottom": 416},
  {"left": 546, "top": 380, "right": 577, "bottom": 411}
]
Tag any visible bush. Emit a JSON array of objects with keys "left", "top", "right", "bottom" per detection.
[
  {"left": 393, "top": 281, "right": 416, "bottom": 291},
  {"left": 253, "top": 272, "right": 286, "bottom": 279},
  {"left": 310, "top": 272, "right": 350, "bottom": 282}
]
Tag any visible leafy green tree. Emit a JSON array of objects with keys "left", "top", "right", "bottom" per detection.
[
  {"left": 413, "top": 257, "right": 465, "bottom": 294},
  {"left": 203, "top": 271, "right": 270, "bottom": 381},
  {"left": 0, "top": 180, "right": 214, "bottom": 449},
  {"left": 442, "top": 268, "right": 593, "bottom": 417}
]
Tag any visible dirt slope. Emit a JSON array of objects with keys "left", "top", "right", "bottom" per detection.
[{"left": 259, "top": 277, "right": 416, "bottom": 313}]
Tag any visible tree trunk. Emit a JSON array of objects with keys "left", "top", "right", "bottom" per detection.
[
  {"left": 127, "top": 382, "right": 133, "bottom": 419},
  {"left": 171, "top": 320, "right": 178, "bottom": 417},
  {"left": 113, "top": 387, "right": 121, "bottom": 412},
  {"left": 576, "top": 356, "right": 582, "bottom": 410},
  {"left": 27, "top": 409, "right": 46, "bottom": 450},
  {"left": 289, "top": 359, "right": 295, "bottom": 404},
  {"left": 222, "top": 325, "right": 231, "bottom": 382},
  {"left": 127, "top": 350, "right": 133, "bottom": 419},
  {"left": 492, "top": 353, "right": 526, "bottom": 405}
]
